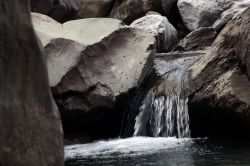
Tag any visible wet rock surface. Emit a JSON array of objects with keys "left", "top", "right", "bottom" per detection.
[{"left": 121, "top": 51, "right": 204, "bottom": 137}]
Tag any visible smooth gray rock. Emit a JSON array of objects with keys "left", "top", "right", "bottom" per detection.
[
  {"left": 32, "top": 13, "right": 123, "bottom": 47},
  {"left": 32, "top": 13, "right": 124, "bottom": 87},
  {"left": 131, "top": 14, "right": 178, "bottom": 52},
  {"left": 177, "top": 0, "right": 233, "bottom": 31},
  {"left": 52, "top": 27, "right": 156, "bottom": 99},
  {"left": 0, "top": 0, "right": 64, "bottom": 166}
]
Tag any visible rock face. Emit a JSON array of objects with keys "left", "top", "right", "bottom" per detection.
[
  {"left": 131, "top": 14, "right": 178, "bottom": 52},
  {"left": 189, "top": 7, "right": 250, "bottom": 137},
  {"left": 0, "top": 0, "right": 64, "bottom": 166},
  {"left": 177, "top": 0, "right": 234, "bottom": 31},
  {"left": 213, "top": 0, "right": 250, "bottom": 30},
  {"left": 175, "top": 27, "right": 217, "bottom": 51},
  {"left": 110, "top": 0, "right": 177, "bottom": 24}
]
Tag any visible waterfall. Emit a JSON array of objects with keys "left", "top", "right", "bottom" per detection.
[
  {"left": 133, "top": 90, "right": 190, "bottom": 138},
  {"left": 133, "top": 56, "right": 199, "bottom": 138}
]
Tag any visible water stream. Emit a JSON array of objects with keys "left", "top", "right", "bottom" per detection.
[
  {"left": 133, "top": 56, "right": 194, "bottom": 138},
  {"left": 65, "top": 137, "right": 250, "bottom": 166},
  {"left": 120, "top": 55, "right": 200, "bottom": 138},
  {"left": 64, "top": 55, "right": 250, "bottom": 165}
]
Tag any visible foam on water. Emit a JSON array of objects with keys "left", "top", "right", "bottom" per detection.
[{"left": 65, "top": 137, "right": 192, "bottom": 160}]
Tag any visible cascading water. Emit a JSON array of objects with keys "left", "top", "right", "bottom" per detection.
[
  {"left": 133, "top": 55, "right": 200, "bottom": 138},
  {"left": 64, "top": 53, "right": 250, "bottom": 166}
]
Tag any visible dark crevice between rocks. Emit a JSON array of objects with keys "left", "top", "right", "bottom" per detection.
[
  {"left": 167, "top": 2, "right": 189, "bottom": 39},
  {"left": 151, "top": 1, "right": 165, "bottom": 16},
  {"left": 119, "top": 89, "right": 147, "bottom": 138},
  {"left": 188, "top": 96, "right": 250, "bottom": 139},
  {"left": 58, "top": 103, "right": 123, "bottom": 144},
  {"left": 53, "top": 84, "right": 154, "bottom": 144},
  {"left": 119, "top": 67, "right": 163, "bottom": 138}
]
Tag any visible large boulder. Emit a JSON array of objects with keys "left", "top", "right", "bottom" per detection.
[
  {"left": 177, "top": 0, "right": 234, "bottom": 31},
  {"left": 174, "top": 27, "right": 217, "bottom": 51},
  {"left": 52, "top": 27, "right": 156, "bottom": 103},
  {"left": 0, "top": 0, "right": 63, "bottom": 166},
  {"left": 32, "top": 13, "right": 123, "bottom": 47},
  {"left": 32, "top": 13, "right": 124, "bottom": 89},
  {"left": 189, "top": 7, "right": 250, "bottom": 137},
  {"left": 130, "top": 14, "right": 178, "bottom": 52},
  {"left": 33, "top": 13, "right": 156, "bottom": 138},
  {"left": 52, "top": 28, "right": 156, "bottom": 139},
  {"left": 110, "top": 0, "right": 177, "bottom": 24}
]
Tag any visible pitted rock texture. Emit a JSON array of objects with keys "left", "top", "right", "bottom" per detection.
[{"left": 189, "top": 7, "right": 250, "bottom": 136}]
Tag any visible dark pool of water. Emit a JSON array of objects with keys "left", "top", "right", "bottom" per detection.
[{"left": 64, "top": 137, "right": 250, "bottom": 166}]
